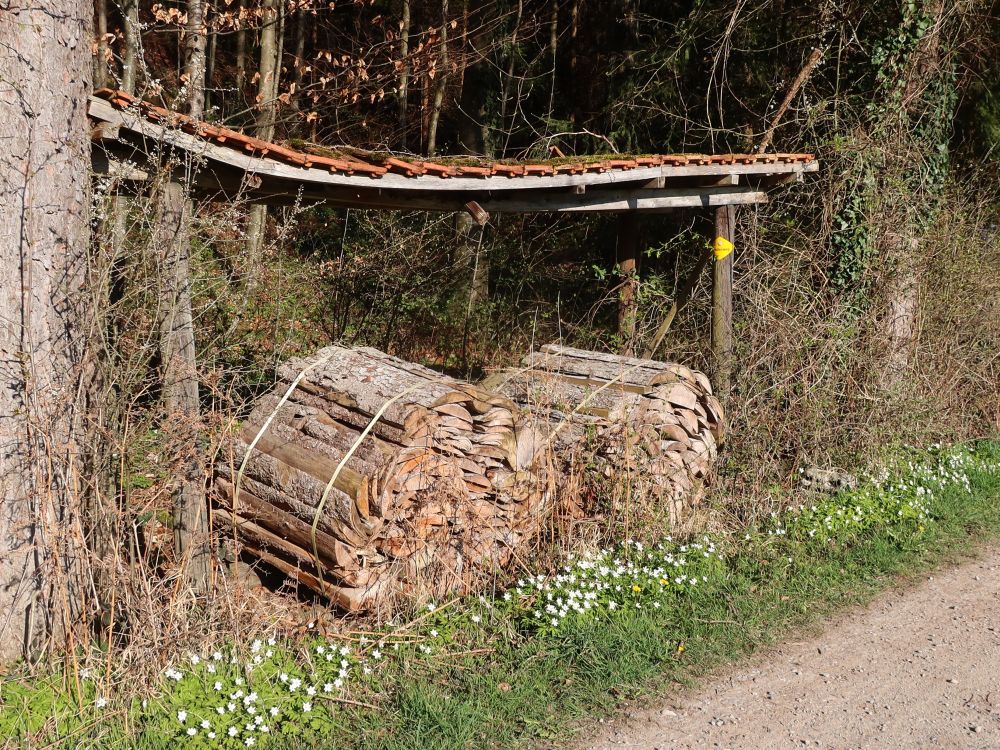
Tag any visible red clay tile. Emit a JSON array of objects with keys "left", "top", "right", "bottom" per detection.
[{"left": 90, "top": 89, "right": 815, "bottom": 181}]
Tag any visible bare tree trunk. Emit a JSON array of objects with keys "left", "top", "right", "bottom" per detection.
[
  {"left": 182, "top": 0, "right": 207, "bottom": 119},
  {"left": 113, "top": 0, "right": 141, "bottom": 257},
  {"left": 275, "top": 0, "right": 286, "bottom": 100},
  {"left": 157, "top": 0, "right": 211, "bottom": 595},
  {"left": 546, "top": 0, "right": 558, "bottom": 122},
  {"left": 398, "top": 0, "right": 411, "bottom": 149},
  {"left": 569, "top": 0, "right": 579, "bottom": 122},
  {"left": 0, "top": 0, "right": 97, "bottom": 663},
  {"left": 236, "top": 21, "right": 247, "bottom": 107},
  {"left": 290, "top": 5, "right": 307, "bottom": 120},
  {"left": 121, "top": 0, "right": 140, "bottom": 92},
  {"left": 499, "top": 0, "right": 522, "bottom": 152},
  {"left": 205, "top": 21, "right": 217, "bottom": 112},
  {"left": 454, "top": 0, "right": 491, "bottom": 328},
  {"left": 246, "top": 0, "right": 282, "bottom": 255},
  {"left": 426, "top": 0, "right": 449, "bottom": 156},
  {"left": 94, "top": 0, "right": 109, "bottom": 87}
]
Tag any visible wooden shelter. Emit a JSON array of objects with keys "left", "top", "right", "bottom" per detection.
[{"left": 88, "top": 88, "right": 818, "bottom": 394}]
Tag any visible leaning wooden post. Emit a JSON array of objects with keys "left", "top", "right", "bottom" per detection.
[
  {"left": 711, "top": 205, "right": 735, "bottom": 398},
  {"left": 617, "top": 212, "right": 640, "bottom": 353}
]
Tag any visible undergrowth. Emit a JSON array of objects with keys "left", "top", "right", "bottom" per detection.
[{"left": 2, "top": 440, "right": 998, "bottom": 750}]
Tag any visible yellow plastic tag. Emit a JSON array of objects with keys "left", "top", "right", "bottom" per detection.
[{"left": 713, "top": 236, "right": 734, "bottom": 261}]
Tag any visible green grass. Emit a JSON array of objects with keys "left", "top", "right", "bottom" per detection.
[
  {"left": 2, "top": 441, "right": 999, "bottom": 750},
  {"left": 296, "top": 442, "right": 1000, "bottom": 750}
]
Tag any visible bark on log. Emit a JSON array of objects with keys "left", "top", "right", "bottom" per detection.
[
  {"left": 483, "top": 344, "right": 725, "bottom": 523},
  {"left": 214, "top": 345, "right": 548, "bottom": 610}
]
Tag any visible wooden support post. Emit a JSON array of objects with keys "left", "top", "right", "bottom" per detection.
[
  {"left": 155, "top": 179, "right": 211, "bottom": 595},
  {"left": 711, "top": 205, "right": 735, "bottom": 398},
  {"left": 617, "top": 213, "right": 640, "bottom": 353}
]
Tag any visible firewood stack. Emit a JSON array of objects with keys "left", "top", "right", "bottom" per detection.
[
  {"left": 482, "top": 344, "right": 726, "bottom": 522},
  {"left": 214, "top": 346, "right": 548, "bottom": 611}
]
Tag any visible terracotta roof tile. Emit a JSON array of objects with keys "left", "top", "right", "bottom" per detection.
[{"left": 91, "top": 88, "right": 816, "bottom": 181}]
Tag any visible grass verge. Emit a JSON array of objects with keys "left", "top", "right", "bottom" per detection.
[{"left": 2, "top": 441, "right": 998, "bottom": 749}]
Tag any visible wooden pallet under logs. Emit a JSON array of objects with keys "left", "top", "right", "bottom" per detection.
[
  {"left": 215, "top": 344, "right": 723, "bottom": 609},
  {"left": 482, "top": 344, "right": 726, "bottom": 523},
  {"left": 214, "top": 346, "right": 548, "bottom": 611}
]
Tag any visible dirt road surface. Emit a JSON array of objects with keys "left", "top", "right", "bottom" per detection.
[{"left": 587, "top": 549, "right": 1000, "bottom": 750}]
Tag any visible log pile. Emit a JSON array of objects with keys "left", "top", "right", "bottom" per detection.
[
  {"left": 483, "top": 344, "right": 725, "bottom": 522},
  {"left": 214, "top": 346, "right": 548, "bottom": 611}
]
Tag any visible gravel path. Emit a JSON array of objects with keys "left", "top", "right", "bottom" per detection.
[{"left": 587, "top": 548, "right": 1000, "bottom": 750}]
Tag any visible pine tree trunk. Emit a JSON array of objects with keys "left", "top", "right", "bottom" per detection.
[{"left": 0, "top": 0, "right": 97, "bottom": 663}]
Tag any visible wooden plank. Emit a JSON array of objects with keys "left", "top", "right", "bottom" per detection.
[
  {"left": 208, "top": 185, "right": 770, "bottom": 213},
  {"left": 474, "top": 187, "right": 768, "bottom": 214}
]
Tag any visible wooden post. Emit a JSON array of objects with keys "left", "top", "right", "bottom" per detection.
[
  {"left": 155, "top": 180, "right": 212, "bottom": 595},
  {"left": 617, "top": 213, "right": 640, "bottom": 353},
  {"left": 712, "top": 206, "right": 735, "bottom": 398}
]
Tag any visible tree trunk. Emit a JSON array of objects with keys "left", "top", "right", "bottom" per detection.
[
  {"left": 546, "top": 0, "right": 558, "bottom": 122},
  {"left": 499, "top": 0, "right": 523, "bottom": 154},
  {"left": 121, "top": 0, "right": 140, "bottom": 92},
  {"left": 182, "top": 0, "right": 207, "bottom": 119},
  {"left": 235, "top": 21, "right": 247, "bottom": 108},
  {"left": 454, "top": 3, "right": 491, "bottom": 332},
  {"left": 246, "top": 0, "right": 282, "bottom": 256},
  {"left": 426, "top": 0, "right": 449, "bottom": 156},
  {"left": 94, "top": 0, "right": 109, "bottom": 87},
  {"left": 882, "top": 233, "right": 920, "bottom": 380},
  {"left": 290, "top": 6, "right": 307, "bottom": 120},
  {"left": 879, "top": 0, "right": 945, "bottom": 383},
  {"left": 205, "top": 22, "right": 217, "bottom": 112},
  {"left": 398, "top": 0, "right": 411, "bottom": 149},
  {"left": 0, "top": 0, "right": 96, "bottom": 663}
]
